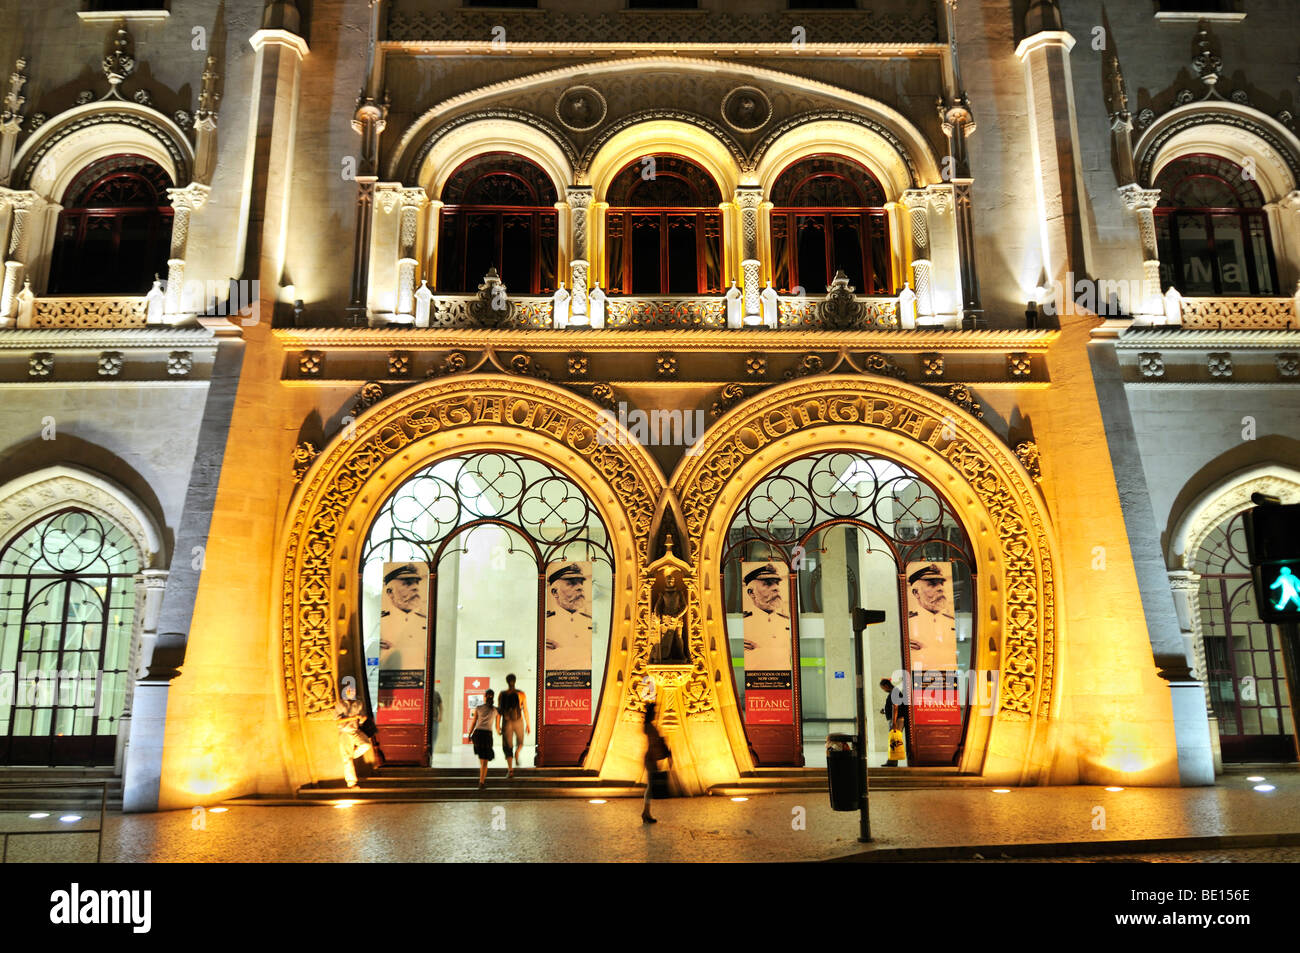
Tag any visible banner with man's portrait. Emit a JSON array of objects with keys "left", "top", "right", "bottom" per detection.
[
  {"left": 376, "top": 561, "right": 431, "bottom": 725},
  {"left": 904, "top": 560, "right": 961, "bottom": 727},
  {"left": 741, "top": 560, "right": 794, "bottom": 725},
  {"left": 544, "top": 560, "right": 592, "bottom": 725}
]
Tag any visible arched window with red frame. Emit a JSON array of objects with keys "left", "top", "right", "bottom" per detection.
[
  {"left": 605, "top": 155, "right": 723, "bottom": 295},
  {"left": 770, "top": 155, "right": 892, "bottom": 296},
  {"left": 47, "top": 155, "right": 174, "bottom": 295},
  {"left": 1154, "top": 154, "right": 1279, "bottom": 296},
  {"left": 437, "top": 153, "right": 559, "bottom": 295}
]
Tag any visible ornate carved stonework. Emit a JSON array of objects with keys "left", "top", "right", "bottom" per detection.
[
  {"left": 655, "top": 352, "right": 678, "bottom": 379},
  {"left": 388, "top": 351, "right": 411, "bottom": 378},
  {"left": 1277, "top": 353, "right": 1300, "bottom": 378},
  {"left": 720, "top": 86, "right": 772, "bottom": 133},
  {"left": 1139, "top": 352, "right": 1165, "bottom": 378},
  {"left": 555, "top": 85, "right": 606, "bottom": 132},
  {"left": 1007, "top": 352, "right": 1032, "bottom": 379},
  {"left": 386, "top": 9, "right": 939, "bottom": 45},
  {"left": 98, "top": 351, "right": 123, "bottom": 377},
  {"left": 588, "top": 382, "right": 617, "bottom": 411},
  {"left": 291, "top": 442, "right": 317, "bottom": 486},
  {"left": 1207, "top": 352, "right": 1233, "bottom": 378},
  {"left": 1015, "top": 442, "right": 1043, "bottom": 484},
  {"left": 709, "top": 382, "right": 746, "bottom": 419},
  {"left": 299, "top": 350, "right": 323, "bottom": 377},
  {"left": 1180, "top": 297, "right": 1297, "bottom": 330},
  {"left": 862, "top": 352, "right": 907, "bottom": 380},
  {"left": 672, "top": 378, "right": 1059, "bottom": 725},
  {"left": 567, "top": 352, "right": 589, "bottom": 378},
  {"left": 0, "top": 471, "right": 158, "bottom": 566},
  {"left": 940, "top": 383, "right": 984, "bottom": 420},
  {"left": 32, "top": 296, "right": 149, "bottom": 328},
  {"left": 28, "top": 352, "right": 52, "bottom": 377},
  {"left": 920, "top": 352, "right": 944, "bottom": 378},
  {"left": 350, "top": 381, "right": 386, "bottom": 417},
  {"left": 282, "top": 378, "right": 664, "bottom": 722},
  {"left": 167, "top": 351, "right": 192, "bottom": 376},
  {"left": 745, "top": 353, "right": 767, "bottom": 378}
]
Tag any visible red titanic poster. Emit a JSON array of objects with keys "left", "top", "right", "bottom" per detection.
[
  {"left": 543, "top": 560, "right": 593, "bottom": 725},
  {"left": 741, "top": 560, "right": 794, "bottom": 725},
  {"left": 375, "top": 561, "right": 431, "bottom": 726}
]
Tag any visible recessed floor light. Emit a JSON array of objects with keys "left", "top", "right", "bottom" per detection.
[
  {"left": 1246, "top": 775, "right": 1266, "bottom": 783},
  {"left": 333, "top": 800, "right": 359, "bottom": 809},
  {"left": 59, "top": 815, "right": 81, "bottom": 823},
  {"left": 209, "top": 807, "right": 228, "bottom": 814},
  {"left": 588, "top": 798, "right": 607, "bottom": 804},
  {"left": 28, "top": 812, "right": 49, "bottom": 819},
  {"left": 1105, "top": 786, "right": 1125, "bottom": 792},
  {"left": 1253, "top": 784, "right": 1276, "bottom": 793},
  {"left": 992, "top": 788, "right": 1011, "bottom": 793},
  {"left": 731, "top": 796, "right": 749, "bottom": 802}
]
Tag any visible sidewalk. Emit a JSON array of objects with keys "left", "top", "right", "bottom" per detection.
[{"left": 5, "top": 769, "right": 1299, "bottom": 862}]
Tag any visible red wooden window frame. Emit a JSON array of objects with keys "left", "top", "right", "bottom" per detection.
[{"left": 770, "top": 154, "right": 892, "bottom": 296}]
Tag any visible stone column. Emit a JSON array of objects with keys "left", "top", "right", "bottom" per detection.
[
  {"left": 735, "top": 187, "right": 764, "bottom": 318},
  {"left": 118, "top": 569, "right": 169, "bottom": 770},
  {"left": 243, "top": 8, "right": 309, "bottom": 317},
  {"left": 395, "top": 187, "right": 428, "bottom": 316},
  {"left": 567, "top": 186, "right": 592, "bottom": 317},
  {"left": 1266, "top": 190, "right": 1300, "bottom": 295},
  {"left": 822, "top": 527, "right": 855, "bottom": 735},
  {"left": 164, "top": 183, "right": 211, "bottom": 316},
  {"left": 1015, "top": 1, "right": 1090, "bottom": 326},
  {"left": 1168, "top": 569, "right": 1222, "bottom": 775},
  {"left": 1119, "top": 186, "right": 1166, "bottom": 320},
  {"left": 901, "top": 189, "right": 937, "bottom": 324},
  {"left": 0, "top": 58, "right": 26, "bottom": 187},
  {"left": 0, "top": 189, "right": 43, "bottom": 321}
]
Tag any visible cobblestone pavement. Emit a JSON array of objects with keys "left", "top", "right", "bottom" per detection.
[{"left": 3, "top": 771, "right": 1298, "bottom": 862}]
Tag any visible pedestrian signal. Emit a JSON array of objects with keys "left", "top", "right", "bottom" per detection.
[{"left": 1243, "top": 501, "right": 1300, "bottom": 623}]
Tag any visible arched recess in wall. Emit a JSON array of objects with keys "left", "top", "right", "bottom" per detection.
[
  {"left": 277, "top": 375, "right": 668, "bottom": 789},
  {"left": 1136, "top": 103, "right": 1300, "bottom": 291},
  {"left": 670, "top": 374, "right": 1063, "bottom": 784},
  {"left": 0, "top": 466, "right": 166, "bottom": 768},
  {"left": 1166, "top": 465, "right": 1300, "bottom": 763}
]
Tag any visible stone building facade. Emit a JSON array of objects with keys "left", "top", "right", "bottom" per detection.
[{"left": 0, "top": 0, "right": 1294, "bottom": 811}]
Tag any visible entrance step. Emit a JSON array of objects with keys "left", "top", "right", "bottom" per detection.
[
  {"left": 0, "top": 769, "right": 122, "bottom": 812},
  {"left": 710, "top": 767, "right": 986, "bottom": 796}
]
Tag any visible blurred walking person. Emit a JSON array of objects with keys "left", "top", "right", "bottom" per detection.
[
  {"left": 641, "top": 702, "right": 671, "bottom": 824},
  {"left": 467, "top": 688, "right": 497, "bottom": 790},
  {"left": 497, "top": 673, "right": 530, "bottom": 779}
]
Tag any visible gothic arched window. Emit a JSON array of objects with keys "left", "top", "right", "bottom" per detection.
[
  {"left": 437, "top": 153, "right": 559, "bottom": 295},
  {"left": 605, "top": 155, "right": 723, "bottom": 295},
  {"left": 1154, "top": 154, "right": 1278, "bottom": 296},
  {"left": 770, "top": 155, "right": 891, "bottom": 295},
  {"left": 47, "top": 154, "right": 174, "bottom": 295},
  {"left": 1192, "top": 509, "right": 1295, "bottom": 762},
  {"left": 0, "top": 509, "right": 139, "bottom": 766}
]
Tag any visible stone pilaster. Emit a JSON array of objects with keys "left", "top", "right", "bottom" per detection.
[
  {"left": 901, "top": 188, "right": 937, "bottom": 323},
  {"left": 567, "top": 186, "right": 592, "bottom": 316},
  {"left": 193, "top": 56, "right": 221, "bottom": 185},
  {"left": 395, "top": 187, "right": 428, "bottom": 316},
  {"left": 1016, "top": 15, "right": 1090, "bottom": 324},
  {"left": 1120, "top": 185, "right": 1166, "bottom": 320},
  {"left": 164, "top": 183, "right": 211, "bottom": 316},
  {"left": 0, "top": 189, "right": 45, "bottom": 321},
  {"left": 0, "top": 58, "right": 27, "bottom": 187},
  {"left": 1168, "top": 569, "right": 1221, "bottom": 777},
  {"left": 735, "top": 187, "right": 763, "bottom": 316}
]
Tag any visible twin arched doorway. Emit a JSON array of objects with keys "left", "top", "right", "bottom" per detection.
[{"left": 279, "top": 374, "right": 1059, "bottom": 790}]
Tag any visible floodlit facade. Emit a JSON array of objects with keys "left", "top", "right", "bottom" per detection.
[{"left": 0, "top": 0, "right": 1295, "bottom": 813}]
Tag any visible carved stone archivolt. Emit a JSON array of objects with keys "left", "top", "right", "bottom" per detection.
[
  {"left": 673, "top": 377, "right": 1060, "bottom": 753},
  {"left": 280, "top": 377, "right": 668, "bottom": 783}
]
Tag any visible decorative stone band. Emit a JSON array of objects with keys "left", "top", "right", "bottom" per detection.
[
  {"left": 31, "top": 295, "right": 149, "bottom": 328},
  {"left": 1179, "top": 296, "right": 1298, "bottom": 330}
]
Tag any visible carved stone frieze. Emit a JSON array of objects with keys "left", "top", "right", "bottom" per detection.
[
  {"left": 291, "top": 441, "right": 317, "bottom": 486},
  {"left": 1179, "top": 297, "right": 1297, "bottom": 330},
  {"left": 32, "top": 296, "right": 148, "bottom": 328}
]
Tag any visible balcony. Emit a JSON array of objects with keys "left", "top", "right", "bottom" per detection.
[{"left": 1176, "top": 295, "right": 1299, "bottom": 330}]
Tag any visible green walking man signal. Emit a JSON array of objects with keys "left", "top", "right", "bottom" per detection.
[{"left": 1243, "top": 496, "right": 1300, "bottom": 623}]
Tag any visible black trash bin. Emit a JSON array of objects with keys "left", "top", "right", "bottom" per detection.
[{"left": 826, "top": 733, "right": 859, "bottom": 812}]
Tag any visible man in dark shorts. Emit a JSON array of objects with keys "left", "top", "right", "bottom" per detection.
[{"left": 497, "top": 673, "right": 530, "bottom": 779}]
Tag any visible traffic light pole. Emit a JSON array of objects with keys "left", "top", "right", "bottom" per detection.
[
  {"left": 1278, "top": 622, "right": 1300, "bottom": 761},
  {"left": 851, "top": 607, "right": 886, "bottom": 844}
]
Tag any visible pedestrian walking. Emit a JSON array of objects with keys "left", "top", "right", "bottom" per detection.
[
  {"left": 468, "top": 688, "right": 497, "bottom": 790},
  {"left": 879, "top": 677, "right": 909, "bottom": 766},
  {"left": 497, "top": 673, "right": 530, "bottom": 779},
  {"left": 641, "top": 701, "right": 671, "bottom": 824}
]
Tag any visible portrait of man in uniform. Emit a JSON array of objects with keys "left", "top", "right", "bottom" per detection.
[
  {"left": 377, "top": 562, "right": 430, "bottom": 672},
  {"left": 544, "top": 561, "right": 592, "bottom": 671},
  {"left": 741, "top": 561, "right": 791, "bottom": 671},
  {"left": 905, "top": 561, "right": 957, "bottom": 672}
]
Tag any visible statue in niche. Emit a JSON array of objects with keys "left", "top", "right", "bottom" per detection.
[{"left": 650, "top": 566, "right": 689, "bottom": 663}]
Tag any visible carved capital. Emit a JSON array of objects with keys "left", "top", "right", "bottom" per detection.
[{"left": 1118, "top": 184, "right": 1162, "bottom": 212}]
